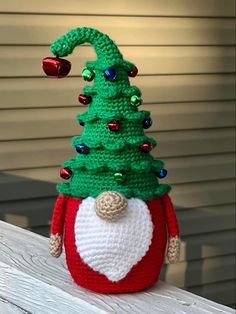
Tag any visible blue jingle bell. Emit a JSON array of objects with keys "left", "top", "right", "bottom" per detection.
[
  {"left": 104, "top": 67, "right": 117, "bottom": 81},
  {"left": 142, "top": 117, "right": 153, "bottom": 129},
  {"left": 156, "top": 169, "right": 168, "bottom": 179},
  {"left": 75, "top": 143, "right": 90, "bottom": 154}
]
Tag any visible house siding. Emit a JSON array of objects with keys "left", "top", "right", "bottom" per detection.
[{"left": 0, "top": 0, "right": 235, "bottom": 307}]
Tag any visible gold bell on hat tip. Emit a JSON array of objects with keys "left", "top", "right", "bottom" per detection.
[{"left": 95, "top": 191, "right": 128, "bottom": 221}]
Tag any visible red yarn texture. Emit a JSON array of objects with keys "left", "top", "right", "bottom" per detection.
[
  {"left": 161, "top": 193, "right": 180, "bottom": 238},
  {"left": 51, "top": 195, "right": 68, "bottom": 236},
  {"left": 50, "top": 194, "right": 179, "bottom": 293}
]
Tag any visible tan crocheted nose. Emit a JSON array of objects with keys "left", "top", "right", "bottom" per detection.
[{"left": 95, "top": 191, "right": 128, "bottom": 221}]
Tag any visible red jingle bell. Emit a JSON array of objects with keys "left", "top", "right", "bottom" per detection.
[
  {"left": 42, "top": 57, "right": 71, "bottom": 78},
  {"left": 140, "top": 142, "right": 153, "bottom": 153},
  {"left": 60, "top": 167, "right": 73, "bottom": 180},
  {"left": 128, "top": 66, "right": 138, "bottom": 78},
  {"left": 108, "top": 120, "right": 121, "bottom": 132},
  {"left": 78, "top": 94, "right": 92, "bottom": 105}
]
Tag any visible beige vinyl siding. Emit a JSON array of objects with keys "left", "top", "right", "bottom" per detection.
[
  {"left": 0, "top": 0, "right": 235, "bottom": 308},
  {"left": 1, "top": 46, "right": 235, "bottom": 76},
  {"left": 0, "top": 0, "right": 235, "bottom": 16}
]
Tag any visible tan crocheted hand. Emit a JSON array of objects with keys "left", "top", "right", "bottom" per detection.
[
  {"left": 167, "top": 236, "right": 180, "bottom": 263},
  {"left": 49, "top": 233, "right": 63, "bottom": 258}
]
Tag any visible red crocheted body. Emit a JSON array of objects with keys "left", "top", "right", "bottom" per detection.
[{"left": 64, "top": 197, "right": 167, "bottom": 293}]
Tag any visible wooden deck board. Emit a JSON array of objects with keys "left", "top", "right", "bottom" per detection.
[{"left": 0, "top": 221, "right": 234, "bottom": 314}]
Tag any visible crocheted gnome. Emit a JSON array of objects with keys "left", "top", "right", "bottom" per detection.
[{"left": 43, "top": 27, "right": 180, "bottom": 294}]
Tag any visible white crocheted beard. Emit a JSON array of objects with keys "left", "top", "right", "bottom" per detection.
[{"left": 74, "top": 197, "right": 153, "bottom": 282}]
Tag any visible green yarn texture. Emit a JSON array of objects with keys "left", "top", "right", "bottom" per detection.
[{"left": 51, "top": 27, "right": 171, "bottom": 200}]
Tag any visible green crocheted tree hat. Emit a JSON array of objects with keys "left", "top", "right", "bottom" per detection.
[{"left": 49, "top": 27, "right": 171, "bottom": 200}]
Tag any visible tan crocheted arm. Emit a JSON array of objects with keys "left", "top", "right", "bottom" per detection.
[{"left": 161, "top": 194, "right": 181, "bottom": 263}]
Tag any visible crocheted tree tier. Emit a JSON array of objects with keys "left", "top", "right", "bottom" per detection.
[
  {"left": 77, "top": 109, "right": 150, "bottom": 123},
  {"left": 72, "top": 134, "right": 156, "bottom": 150},
  {"left": 58, "top": 172, "right": 170, "bottom": 200},
  {"left": 63, "top": 155, "right": 164, "bottom": 173},
  {"left": 81, "top": 85, "right": 141, "bottom": 99}
]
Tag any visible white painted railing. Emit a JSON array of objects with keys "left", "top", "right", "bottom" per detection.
[{"left": 0, "top": 221, "right": 234, "bottom": 314}]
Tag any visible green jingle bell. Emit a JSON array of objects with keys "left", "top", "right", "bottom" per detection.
[
  {"left": 82, "top": 68, "right": 95, "bottom": 81},
  {"left": 113, "top": 172, "right": 125, "bottom": 184},
  {"left": 130, "top": 95, "right": 142, "bottom": 107}
]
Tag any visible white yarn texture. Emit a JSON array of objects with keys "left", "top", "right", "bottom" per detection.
[{"left": 74, "top": 197, "right": 153, "bottom": 282}]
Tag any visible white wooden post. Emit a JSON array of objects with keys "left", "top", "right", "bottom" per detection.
[{"left": 0, "top": 221, "right": 234, "bottom": 314}]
